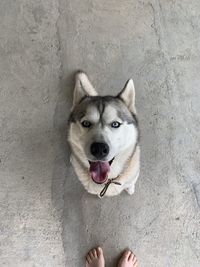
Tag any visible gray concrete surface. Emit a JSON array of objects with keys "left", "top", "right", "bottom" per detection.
[{"left": 0, "top": 0, "right": 200, "bottom": 266}]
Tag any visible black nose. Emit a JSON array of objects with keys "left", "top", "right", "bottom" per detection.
[{"left": 90, "top": 142, "right": 109, "bottom": 159}]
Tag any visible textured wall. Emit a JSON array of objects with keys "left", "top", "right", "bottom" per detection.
[{"left": 0, "top": 0, "right": 200, "bottom": 266}]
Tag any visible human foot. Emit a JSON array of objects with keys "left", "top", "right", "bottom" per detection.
[
  {"left": 118, "top": 250, "right": 138, "bottom": 267},
  {"left": 86, "top": 247, "right": 105, "bottom": 267}
]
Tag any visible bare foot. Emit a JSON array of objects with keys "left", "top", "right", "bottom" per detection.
[
  {"left": 118, "top": 250, "right": 138, "bottom": 267},
  {"left": 86, "top": 247, "right": 105, "bottom": 267}
]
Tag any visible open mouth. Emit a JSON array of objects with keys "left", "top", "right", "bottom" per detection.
[{"left": 88, "top": 158, "right": 114, "bottom": 184}]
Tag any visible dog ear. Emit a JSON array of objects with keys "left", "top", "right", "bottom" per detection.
[
  {"left": 118, "top": 79, "right": 136, "bottom": 113},
  {"left": 72, "top": 71, "right": 98, "bottom": 109}
]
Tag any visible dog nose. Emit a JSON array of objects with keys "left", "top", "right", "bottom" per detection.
[{"left": 90, "top": 142, "right": 109, "bottom": 159}]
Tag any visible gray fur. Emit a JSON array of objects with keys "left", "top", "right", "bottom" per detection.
[{"left": 69, "top": 96, "right": 138, "bottom": 126}]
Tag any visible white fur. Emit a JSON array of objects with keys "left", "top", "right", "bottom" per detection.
[{"left": 69, "top": 145, "right": 140, "bottom": 197}]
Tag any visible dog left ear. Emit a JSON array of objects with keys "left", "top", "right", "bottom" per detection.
[
  {"left": 118, "top": 79, "right": 136, "bottom": 113},
  {"left": 72, "top": 71, "right": 98, "bottom": 109}
]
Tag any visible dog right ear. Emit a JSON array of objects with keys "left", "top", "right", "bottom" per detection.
[
  {"left": 118, "top": 79, "right": 136, "bottom": 114},
  {"left": 72, "top": 71, "right": 98, "bottom": 109}
]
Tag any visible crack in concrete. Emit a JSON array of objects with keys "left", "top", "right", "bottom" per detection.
[
  {"left": 148, "top": 1, "right": 173, "bottom": 100},
  {"left": 55, "top": 0, "right": 63, "bottom": 81},
  {"left": 192, "top": 183, "right": 200, "bottom": 208},
  {"left": 149, "top": 2, "right": 162, "bottom": 49}
]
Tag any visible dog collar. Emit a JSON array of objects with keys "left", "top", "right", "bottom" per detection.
[{"left": 99, "top": 178, "right": 121, "bottom": 197}]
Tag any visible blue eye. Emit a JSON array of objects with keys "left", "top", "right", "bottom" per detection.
[
  {"left": 111, "top": 121, "right": 121, "bottom": 128},
  {"left": 81, "top": 120, "right": 92, "bottom": 128}
]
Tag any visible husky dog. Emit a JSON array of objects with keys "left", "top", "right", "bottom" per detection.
[{"left": 68, "top": 71, "right": 140, "bottom": 197}]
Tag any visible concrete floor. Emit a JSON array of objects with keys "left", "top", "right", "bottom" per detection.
[{"left": 0, "top": 0, "right": 200, "bottom": 266}]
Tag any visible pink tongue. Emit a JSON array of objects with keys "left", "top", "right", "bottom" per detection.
[{"left": 90, "top": 161, "right": 110, "bottom": 184}]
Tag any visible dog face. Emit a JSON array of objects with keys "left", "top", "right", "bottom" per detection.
[{"left": 68, "top": 72, "right": 139, "bottom": 184}]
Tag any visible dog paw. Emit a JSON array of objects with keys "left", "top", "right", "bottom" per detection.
[{"left": 126, "top": 185, "right": 135, "bottom": 195}]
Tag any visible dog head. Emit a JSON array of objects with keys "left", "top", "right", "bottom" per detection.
[{"left": 68, "top": 71, "right": 139, "bottom": 184}]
